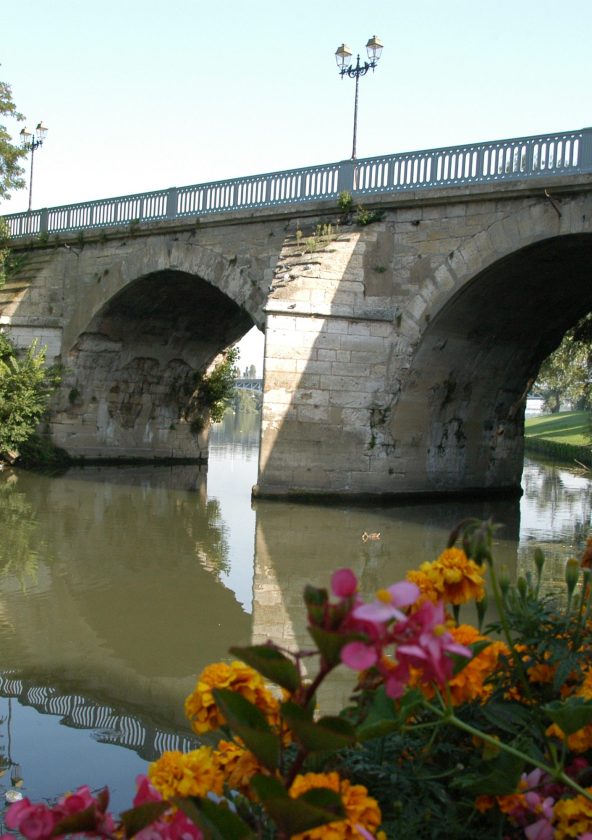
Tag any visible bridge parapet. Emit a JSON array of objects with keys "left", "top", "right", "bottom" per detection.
[{"left": 5, "top": 127, "right": 592, "bottom": 239}]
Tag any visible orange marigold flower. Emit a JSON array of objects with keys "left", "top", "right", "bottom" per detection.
[
  {"left": 288, "top": 771, "right": 383, "bottom": 840},
  {"left": 474, "top": 794, "right": 495, "bottom": 813},
  {"left": 148, "top": 747, "right": 223, "bottom": 799},
  {"left": 579, "top": 667, "right": 592, "bottom": 700},
  {"left": 546, "top": 721, "right": 592, "bottom": 753},
  {"left": 527, "top": 661, "right": 556, "bottom": 685},
  {"left": 212, "top": 740, "right": 264, "bottom": 797},
  {"left": 185, "top": 660, "right": 279, "bottom": 735},
  {"left": 445, "top": 625, "right": 509, "bottom": 705},
  {"left": 405, "top": 569, "right": 439, "bottom": 604},
  {"left": 546, "top": 667, "right": 592, "bottom": 751},
  {"left": 553, "top": 790, "right": 592, "bottom": 839},
  {"left": 418, "top": 548, "right": 486, "bottom": 605}
]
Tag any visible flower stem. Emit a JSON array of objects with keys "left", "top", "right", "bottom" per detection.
[{"left": 423, "top": 701, "right": 592, "bottom": 802}]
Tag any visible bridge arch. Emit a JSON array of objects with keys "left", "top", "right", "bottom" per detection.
[
  {"left": 52, "top": 243, "right": 262, "bottom": 459},
  {"left": 62, "top": 234, "right": 268, "bottom": 352},
  {"left": 389, "top": 232, "right": 592, "bottom": 493}
]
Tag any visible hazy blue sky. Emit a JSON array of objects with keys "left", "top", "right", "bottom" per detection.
[{"left": 2, "top": 0, "right": 591, "bottom": 367}]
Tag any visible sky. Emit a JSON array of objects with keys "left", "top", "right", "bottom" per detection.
[{"left": 2, "top": 0, "right": 592, "bottom": 370}]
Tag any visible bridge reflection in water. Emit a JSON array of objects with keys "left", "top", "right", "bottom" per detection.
[{"left": 0, "top": 671, "right": 199, "bottom": 762}]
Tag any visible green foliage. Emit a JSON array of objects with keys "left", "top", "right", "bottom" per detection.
[
  {"left": 337, "top": 190, "right": 353, "bottom": 214},
  {"left": 198, "top": 347, "right": 240, "bottom": 423},
  {"left": 0, "top": 332, "right": 61, "bottom": 459},
  {"left": 182, "top": 347, "right": 240, "bottom": 433},
  {"left": 304, "top": 223, "right": 338, "bottom": 253},
  {"left": 525, "top": 410, "right": 592, "bottom": 465},
  {"left": 535, "top": 312, "right": 592, "bottom": 412},
  {"left": 0, "top": 73, "right": 27, "bottom": 201},
  {"left": 355, "top": 205, "right": 386, "bottom": 226}
]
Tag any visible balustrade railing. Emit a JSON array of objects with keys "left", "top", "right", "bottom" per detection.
[{"left": 4, "top": 127, "right": 592, "bottom": 239}]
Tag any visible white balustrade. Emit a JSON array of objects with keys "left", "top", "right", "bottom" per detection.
[{"left": 4, "top": 128, "right": 591, "bottom": 238}]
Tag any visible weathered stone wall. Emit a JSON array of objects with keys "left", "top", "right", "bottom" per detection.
[
  {"left": 2, "top": 217, "right": 283, "bottom": 459},
  {"left": 256, "top": 177, "right": 592, "bottom": 498}
]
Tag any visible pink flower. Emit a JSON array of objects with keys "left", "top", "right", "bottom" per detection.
[
  {"left": 56, "top": 784, "right": 96, "bottom": 815},
  {"left": 524, "top": 818, "right": 554, "bottom": 840},
  {"left": 341, "top": 640, "right": 379, "bottom": 670},
  {"left": 353, "top": 581, "right": 420, "bottom": 624},
  {"left": 132, "top": 775, "right": 203, "bottom": 840},
  {"left": 5, "top": 799, "right": 56, "bottom": 840},
  {"left": 396, "top": 600, "right": 471, "bottom": 685},
  {"left": 134, "top": 774, "right": 163, "bottom": 806},
  {"left": 331, "top": 568, "right": 358, "bottom": 598}
]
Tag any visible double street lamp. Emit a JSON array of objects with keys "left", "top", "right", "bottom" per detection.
[
  {"left": 335, "top": 36, "right": 383, "bottom": 160},
  {"left": 19, "top": 121, "right": 49, "bottom": 212}
]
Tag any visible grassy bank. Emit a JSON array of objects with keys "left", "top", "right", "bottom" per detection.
[{"left": 524, "top": 410, "right": 592, "bottom": 466}]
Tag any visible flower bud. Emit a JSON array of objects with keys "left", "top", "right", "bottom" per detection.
[
  {"left": 517, "top": 576, "right": 527, "bottom": 600},
  {"left": 565, "top": 557, "right": 580, "bottom": 599},
  {"left": 534, "top": 547, "right": 545, "bottom": 578},
  {"left": 476, "top": 590, "right": 488, "bottom": 631},
  {"left": 498, "top": 565, "right": 511, "bottom": 596}
]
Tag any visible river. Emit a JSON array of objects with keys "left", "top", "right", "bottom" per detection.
[{"left": 0, "top": 408, "right": 589, "bottom": 813}]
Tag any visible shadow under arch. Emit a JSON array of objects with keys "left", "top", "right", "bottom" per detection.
[
  {"left": 50, "top": 268, "right": 255, "bottom": 460},
  {"left": 390, "top": 232, "right": 592, "bottom": 494}
]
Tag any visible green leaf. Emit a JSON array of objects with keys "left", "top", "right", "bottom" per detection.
[
  {"left": 450, "top": 640, "right": 491, "bottom": 676},
  {"left": 304, "top": 584, "right": 328, "bottom": 608},
  {"left": 119, "top": 802, "right": 169, "bottom": 837},
  {"left": 544, "top": 697, "right": 592, "bottom": 735},
  {"left": 249, "top": 774, "right": 289, "bottom": 801},
  {"left": 307, "top": 626, "right": 365, "bottom": 668},
  {"left": 281, "top": 701, "right": 357, "bottom": 752},
  {"left": 250, "top": 774, "right": 345, "bottom": 836},
  {"left": 553, "top": 652, "right": 581, "bottom": 693},
  {"left": 213, "top": 688, "right": 280, "bottom": 771},
  {"left": 174, "top": 796, "right": 255, "bottom": 840},
  {"left": 453, "top": 749, "right": 524, "bottom": 796},
  {"left": 355, "top": 685, "right": 402, "bottom": 741},
  {"left": 229, "top": 645, "right": 301, "bottom": 693},
  {"left": 481, "top": 702, "right": 535, "bottom": 735},
  {"left": 52, "top": 806, "right": 101, "bottom": 836}
]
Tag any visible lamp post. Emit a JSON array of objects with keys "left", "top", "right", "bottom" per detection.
[
  {"left": 19, "top": 121, "right": 48, "bottom": 212},
  {"left": 335, "top": 36, "right": 383, "bottom": 160}
]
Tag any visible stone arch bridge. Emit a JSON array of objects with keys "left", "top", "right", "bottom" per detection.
[{"left": 3, "top": 127, "right": 592, "bottom": 498}]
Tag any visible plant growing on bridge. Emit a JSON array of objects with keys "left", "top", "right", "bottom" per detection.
[
  {"left": 0, "top": 332, "right": 61, "bottom": 462},
  {"left": 305, "top": 223, "right": 338, "bottom": 254},
  {"left": 183, "top": 347, "right": 240, "bottom": 434}
]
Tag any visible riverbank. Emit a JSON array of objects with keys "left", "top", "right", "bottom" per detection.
[{"left": 524, "top": 410, "right": 592, "bottom": 467}]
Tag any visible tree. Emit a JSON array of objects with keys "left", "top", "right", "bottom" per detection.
[
  {"left": 0, "top": 72, "right": 27, "bottom": 287},
  {"left": 0, "top": 332, "right": 61, "bottom": 459},
  {"left": 535, "top": 313, "right": 592, "bottom": 413},
  {"left": 0, "top": 73, "right": 26, "bottom": 201}
]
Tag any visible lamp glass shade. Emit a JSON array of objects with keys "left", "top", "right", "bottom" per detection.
[
  {"left": 366, "top": 35, "right": 383, "bottom": 63},
  {"left": 20, "top": 127, "right": 32, "bottom": 146},
  {"left": 35, "top": 121, "right": 48, "bottom": 141},
  {"left": 335, "top": 43, "right": 352, "bottom": 70}
]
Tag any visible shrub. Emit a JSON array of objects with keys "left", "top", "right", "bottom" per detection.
[
  {"left": 182, "top": 347, "right": 240, "bottom": 434},
  {"left": 0, "top": 332, "right": 61, "bottom": 460}
]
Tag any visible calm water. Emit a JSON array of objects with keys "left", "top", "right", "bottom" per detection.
[{"left": 0, "top": 410, "right": 589, "bottom": 813}]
